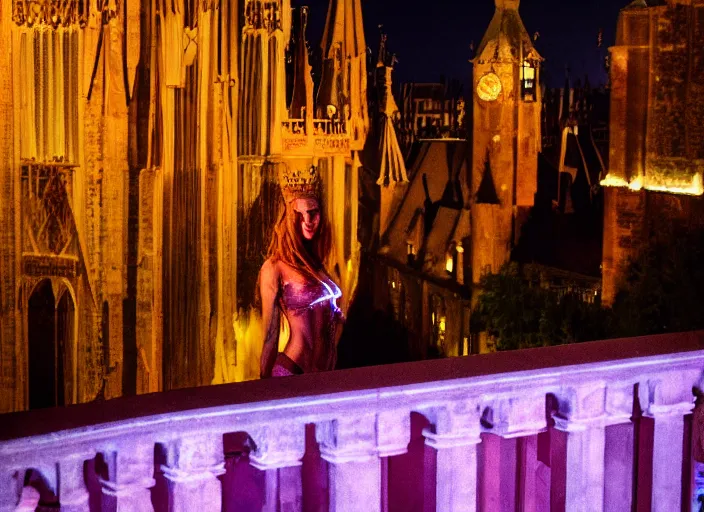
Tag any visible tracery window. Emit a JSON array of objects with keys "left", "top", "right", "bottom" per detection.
[
  {"left": 21, "top": 164, "right": 77, "bottom": 257},
  {"left": 16, "top": 24, "right": 80, "bottom": 163}
]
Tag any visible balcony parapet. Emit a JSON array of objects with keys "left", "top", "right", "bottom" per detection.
[
  {"left": 281, "top": 118, "right": 350, "bottom": 155},
  {"left": 2, "top": 332, "right": 704, "bottom": 511}
]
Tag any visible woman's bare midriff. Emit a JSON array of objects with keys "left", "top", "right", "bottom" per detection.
[
  {"left": 277, "top": 262, "right": 333, "bottom": 372},
  {"left": 282, "top": 304, "right": 330, "bottom": 372}
]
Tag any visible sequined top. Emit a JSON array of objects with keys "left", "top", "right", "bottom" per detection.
[{"left": 281, "top": 276, "right": 341, "bottom": 316}]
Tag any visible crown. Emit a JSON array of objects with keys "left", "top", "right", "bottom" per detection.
[{"left": 280, "top": 165, "right": 322, "bottom": 203}]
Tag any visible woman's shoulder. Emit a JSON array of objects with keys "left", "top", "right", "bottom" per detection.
[{"left": 260, "top": 257, "right": 281, "bottom": 281}]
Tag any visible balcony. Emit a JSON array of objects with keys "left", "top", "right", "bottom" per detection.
[
  {"left": 2, "top": 332, "right": 703, "bottom": 511},
  {"left": 281, "top": 119, "right": 350, "bottom": 156}
]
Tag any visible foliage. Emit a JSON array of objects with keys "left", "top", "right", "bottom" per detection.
[
  {"left": 471, "top": 263, "right": 614, "bottom": 351},
  {"left": 612, "top": 229, "right": 704, "bottom": 337},
  {"left": 472, "top": 228, "right": 704, "bottom": 351}
]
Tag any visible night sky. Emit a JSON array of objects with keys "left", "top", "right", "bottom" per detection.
[{"left": 302, "top": 0, "right": 627, "bottom": 88}]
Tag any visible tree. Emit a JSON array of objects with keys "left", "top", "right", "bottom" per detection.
[
  {"left": 612, "top": 228, "right": 704, "bottom": 337},
  {"left": 471, "top": 262, "right": 614, "bottom": 351}
]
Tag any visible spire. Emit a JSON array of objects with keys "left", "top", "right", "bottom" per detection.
[
  {"left": 320, "top": 0, "right": 366, "bottom": 61},
  {"left": 474, "top": 0, "right": 540, "bottom": 64},
  {"left": 377, "top": 33, "right": 387, "bottom": 68},
  {"left": 377, "top": 63, "right": 407, "bottom": 187},
  {"left": 495, "top": 0, "right": 520, "bottom": 8},
  {"left": 624, "top": 0, "right": 647, "bottom": 9},
  {"left": 560, "top": 67, "right": 572, "bottom": 123},
  {"left": 289, "top": 7, "right": 314, "bottom": 120},
  {"left": 317, "top": 0, "right": 369, "bottom": 150}
]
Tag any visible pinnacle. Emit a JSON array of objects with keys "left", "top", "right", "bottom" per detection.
[{"left": 495, "top": 0, "right": 520, "bottom": 9}]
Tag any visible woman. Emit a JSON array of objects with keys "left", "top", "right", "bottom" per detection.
[{"left": 259, "top": 165, "right": 344, "bottom": 378}]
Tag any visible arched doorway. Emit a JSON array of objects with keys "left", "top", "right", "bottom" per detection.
[
  {"left": 27, "top": 279, "right": 76, "bottom": 409},
  {"left": 28, "top": 280, "right": 56, "bottom": 409}
]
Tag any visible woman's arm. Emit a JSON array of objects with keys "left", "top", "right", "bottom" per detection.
[{"left": 259, "top": 259, "right": 280, "bottom": 378}]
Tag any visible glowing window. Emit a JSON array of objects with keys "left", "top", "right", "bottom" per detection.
[
  {"left": 445, "top": 256, "right": 454, "bottom": 273},
  {"left": 521, "top": 60, "right": 536, "bottom": 102}
]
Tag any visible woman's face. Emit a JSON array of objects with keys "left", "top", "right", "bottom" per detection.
[{"left": 292, "top": 198, "right": 321, "bottom": 240}]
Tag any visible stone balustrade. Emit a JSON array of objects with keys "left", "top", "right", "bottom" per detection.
[
  {"left": 282, "top": 119, "right": 348, "bottom": 138},
  {"left": 1, "top": 331, "right": 704, "bottom": 511}
]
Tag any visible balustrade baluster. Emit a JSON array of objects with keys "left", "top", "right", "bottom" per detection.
[
  {"left": 99, "top": 442, "right": 154, "bottom": 511},
  {"left": 641, "top": 373, "right": 698, "bottom": 512},
  {"left": 0, "top": 470, "right": 20, "bottom": 512},
  {"left": 161, "top": 433, "right": 225, "bottom": 511},
  {"left": 481, "top": 392, "right": 547, "bottom": 512},
  {"left": 550, "top": 383, "right": 608, "bottom": 512},
  {"left": 422, "top": 400, "right": 482, "bottom": 512},
  {"left": 317, "top": 414, "right": 380, "bottom": 512},
  {"left": 603, "top": 382, "right": 637, "bottom": 512},
  {"left": 317, "top": 410, "right": 410, "bottom": 512},
  {"left": 249, "top": 421, "right": 306, "bottom": 512},
  {"left": 58, "top": 453, "right": 91, "bottom": 512}
]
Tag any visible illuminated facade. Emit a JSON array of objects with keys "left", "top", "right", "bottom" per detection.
[
  {"left": 234, "top": 0, "right": 368, "bottom": 381},
  {"left": 0, "top": 0, "right": 369, "bottom": 412},
  {"left": 601, "top": 0, "right": 704, "bottom": 305},
  {"left": 397, "top": 81, "right": 466, "bottom": 145},
  {"left": 470, "top": 0, "right": 542, "bottom": 289},
  {"left": 372, "top": 0, "right": 543, "bottom": 357}
]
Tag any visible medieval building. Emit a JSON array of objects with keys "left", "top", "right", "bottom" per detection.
[
  {"left": 0, "top": 0, "right": 369, "bottom": 413},
  {"left": 600, "top": 0, "right": 704, "bottom": 305},
  {"left": 369, "top": 0, "right": 543, "bottom": 357},
  {"left": 397, "top": 81, "right": 466, "bottom": 147}
]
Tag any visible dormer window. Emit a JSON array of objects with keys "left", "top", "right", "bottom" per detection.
[
  {"left": 521, "top": 59, "right": 536, "bottom": 102},
  {"left": 445, "top": 243, "right": 458, "bottom": 277},
  {"left": 445, "top": 256, "right": 454, "bottom": 273}
]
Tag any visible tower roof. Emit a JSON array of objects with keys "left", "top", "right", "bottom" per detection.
[
  {"left": 377, "top": 66, "right": 407, "bottom": 187},
  {"left": 623, "top": 0, "right": 648, "bottom": 9},
  {"left": 320, "top": 0, "right": 366, "bottom": 59},
  {"left": 289, "top": 7, "right": 314, "bottom": 119},
  {"left": 474, "top": 0, "right": 541, "bottom": 64}
]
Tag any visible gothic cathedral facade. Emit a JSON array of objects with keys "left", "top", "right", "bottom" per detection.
[{"left": 0, "top": 0, "right": 368, "bottom": 412}]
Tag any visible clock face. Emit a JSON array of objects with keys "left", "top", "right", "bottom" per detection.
[{"left": 477, "top": 73, "right": 502, "bottom": 102}]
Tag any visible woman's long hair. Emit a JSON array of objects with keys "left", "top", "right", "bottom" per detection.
[{"left": 266, "top": 197, "right": 333, "bottom": 284}]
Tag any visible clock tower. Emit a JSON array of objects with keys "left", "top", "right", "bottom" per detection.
[{"left": 470, "top": 0, "right": 542, "bottom": 284}]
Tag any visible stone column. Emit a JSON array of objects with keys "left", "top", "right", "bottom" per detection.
[
  {"left": 161, "top": 433, "right": 225, "bottom": 511},
  {"left": 58, "top": 453, "right": 92, "bottom": 512},
  {"left": 13, "top": 487, "right": 39, "bottom": 512},
  {"left": 485, "top": 393, "right": 547, "bottom": 512},
  {"left": 100, "top": 442, "right": 155, "bottom": 511},
  {"left": 317, "top": 413, "right": 390, "bottom": 512},
  {"left": 0, "top": 470, "right": 20, "bottom": 512},
  {"left": 551, "top": 383, "right": 608, "bottom": 512},
  {"left": 249, "top": 421, "right": 306, "bottom": 512},
  {"left": 603, "top": 382, "right": 637, "bottom": 512},
  {"left": 641, "top": 375, "right": 697, "bottom": 512},
  {"left": 377, "top": 410, "right": 411, "bottom": 512},
  {"left": 423, "top": 400, "right": 482, "bottom": 512}
]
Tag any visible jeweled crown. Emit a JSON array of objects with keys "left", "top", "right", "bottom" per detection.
[{"left": 280, "top": 165, "right": 322, "bottom": 203}]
